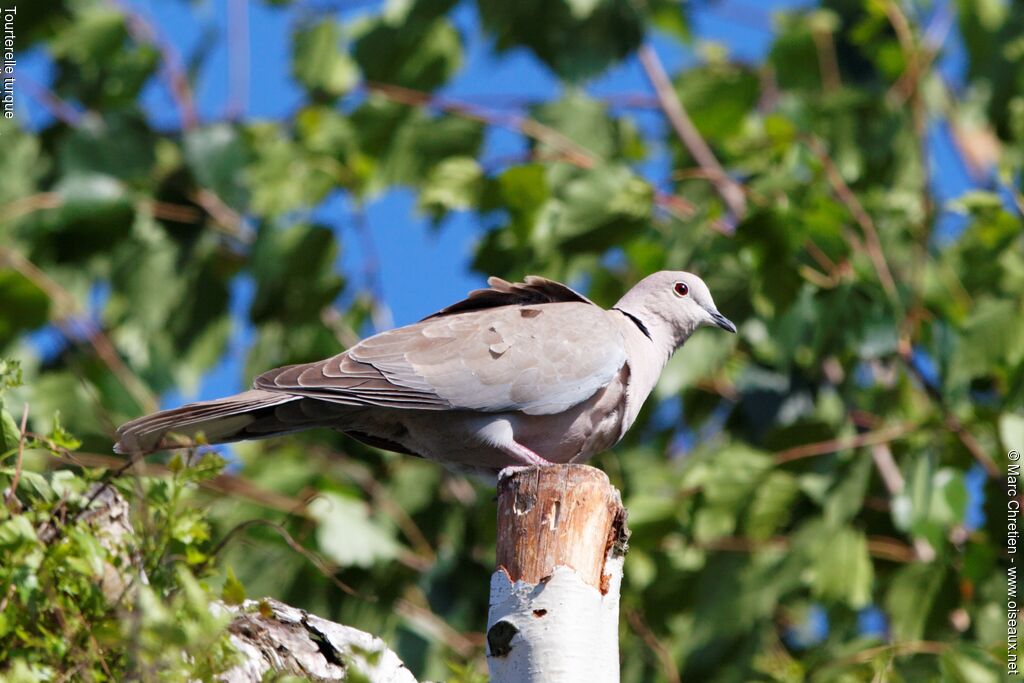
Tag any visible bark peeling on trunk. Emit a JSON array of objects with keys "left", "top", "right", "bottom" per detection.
[{"left": 487, "top": 465, "right": 630, "bottom": 682}]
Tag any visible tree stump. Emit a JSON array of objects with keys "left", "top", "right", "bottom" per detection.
[{"left": 486, "top": 465, "right": 630, "bottom": 682}]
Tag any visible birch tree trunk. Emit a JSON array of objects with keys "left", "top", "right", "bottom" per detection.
[{"left": 486, "top": 465, "right": 630, "bottom": 683}]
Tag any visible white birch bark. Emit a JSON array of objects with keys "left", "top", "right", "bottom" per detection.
[
  {"left": 486, "top": 465, "right": 629, "bottom": 683},
  {"left": 486, "top": 560, "right": 624, "bottom": 682},
  {"left": 217, "top": 598, "right": 418, "bottom": 683}
]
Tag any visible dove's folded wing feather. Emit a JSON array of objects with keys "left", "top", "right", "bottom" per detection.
[{"left": 255, "top": 301, "right": 626, "bottom": 416}]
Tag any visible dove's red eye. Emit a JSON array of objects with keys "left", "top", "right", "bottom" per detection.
[{"left": 673, "top": 282, "right": 689, "bottom": 297}]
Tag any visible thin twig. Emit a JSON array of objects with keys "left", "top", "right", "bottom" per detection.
[
  {"left": 210, "top": 519, "right": 361, "bottom": 598},
  {"left": 637, "top": 44, "right": 747, "bottom": 221},
  {"left": 0, "top": 581, "right": 16, "bottom": 614},
  {"left": 320, "top": 306, "right": 361, "bottom": 349},
  {"left": 343, "top": 463, "right": 436, "bottom": 564},
  {"left": 773, "top": 423, "right": 916, "bottom": 464},
  {"left": 866, "top": 535, "right": 916, "bottom": 563},
  {"left": 700, "top": 534, "right": 914, "bottom": 562},
  {"left": 899, "top": 348, "right": 1001, "bottom": 478},
  {"left": 111, "top": 0, "right": 198, "bottom": 130},
  {"left": 818, "top": 640, "right": 948, "bottom": 671},
  {"left": 870, "top": 443, "right": 905, "bottom": 495},
  {"left": 147, "top": 200, "right": 203, "bottom": 224},
  {"left": 189, "top": 189, "right": 255, "bottom": 243},
  {"left": 0, "top": 192, "right": 62, "bottom": 223},
  {"left": 394, "top": 596, "right": 481, "bottom": 656},
  {"left": 882, "top": 0, "right": 934, "bottom": 239},
  {"left": 0, "top": 248, "right": 158, "bottom": 414},
  {"left": 803, "top": 135, "right": 901, "bottom": 309},
  {"left": 19, "top": 77, "right": 85, "bottom": 127},
  {"left": 625, "top": 608, "right": 681, "bottom": 683},
  {"left": 42, "top": 446, "right": 315, "bottom": 518},
  {"left": 883, "top": 1, "right": 936, "bottom": 108},
  {"left": 366, "top": 81, "right": 598, "bottom": 169},
  {"left": 367, "top": 80, "right": 714, "bottom": 229},
  {"left": 225, "top": 0, "right": 250, "bottom": 120},
  {"left": 810, "top": 25, "right": 841, "bottom": 92},
  {"left": 4, "top": 404, "right": 29, "bottom": 510}
]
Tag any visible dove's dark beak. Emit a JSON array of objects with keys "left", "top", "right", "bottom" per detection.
[{"left": 709, "top": 310, "right": 737, "bottom": 333}]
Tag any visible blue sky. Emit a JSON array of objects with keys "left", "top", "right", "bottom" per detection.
[{"left": 15, "top": 0, "right": 979, "bottom": 404}]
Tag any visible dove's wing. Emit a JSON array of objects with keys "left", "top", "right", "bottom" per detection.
[{"left": 254, "top": 299, "right": 626, "bottom": 416}]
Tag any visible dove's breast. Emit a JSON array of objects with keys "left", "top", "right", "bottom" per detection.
[{"left": 503, "top": 361, "right": 631, "bottom": 464}]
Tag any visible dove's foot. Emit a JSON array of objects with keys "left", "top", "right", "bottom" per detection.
[
  {"left": 497, "top": 465, "right": 535, "bottom": 481},
  {"left": 502, "top": 441, "right": 553, "bottom": 468}
]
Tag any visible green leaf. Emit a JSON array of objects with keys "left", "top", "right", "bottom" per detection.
[
  {"left": 57, "top": 112, "right": 156, "bottom": 180},
  {"left": 43, "top": 173, "right": 135, "bottom": 261},
  {"left": 184, "top": 452, "right": 228, "bottom": 483},
  {"left": 768, "top": 14, "right": 822, "bottom": 91},
  {"left": 354, "top": 15, "right": 460, "bottom": 91},
  {"left": 532, "top": 92, "right": 617, "bottom": 159},
  {"left": 0, "top": 515, "right": 37, "bottom": 549},
  {"left": 884, "top": 563, "right": 944, "bottom": 641},
  {"left": 221, "top": 567, "right": 246, "bottom": 606},
  {"left": 824, "top": 454, "right": 872, "bottom": 525},
  {"left": 292, "top": 19, "right": 359, "bottom": 98},
  {"left": 0, "top": 408, "right": 21, "bottom": 455},
  {"left": 371, "top": 110, "right": 485, "bottom": 192},
  {"left": 3, "top": 469, "right": 53, "bottom": 502},
  {"left": 655, "top": 331, "right": 736, "bottom": 399},
  {"left": 939, "top": 645, "right": 1002, "bottom": 683},
  {"left": 674, "top": 63, "right": 759, "bottom": 143},
  {"left": 805, "top": 524, "right": 873, "bottom": 608},
  {"left": 67, "top": 528, "right": 107, "bottom": 578},
  {"left": 549, "top": 165, "right": 652, "bottom": 250},
  {"left": 418, "top": 156, "right": 483, "bottom": 218},
  {"left": 951, "top": 296, "right": 1024, "bottom": 385},
  {"left": 48, "top": 412, "right": 82, "bottom": 452},
  {"left": 49, "top": 8, "right": 159, "bottom": 107},
  {"left": 0, "top": 270, "right": 50, "bottom": 348},
  {"left": 171, "top": 510, "right": 211, "bottom": 545},
  {"left": 476, "top": 0, "right": 644, "bottom": 81},
  {"left": 893, "top": 456, "right": 969, "bottom": 534},
  {"left": 745, "top": 470, "right": 800, "bottom": 541},
  {"left": 309, "top": 493, "right": 401, "bottom": 568},
  {"left": 249, "top": 224, "right": 345, "bottom": 325},
  {"left": 1000, "top": 413, "right": 1024, "bottom": 452},
  {"left": 183, "top": 124, "right": 250, "bottom": 208},
  {"left": 0, "top": 359, "right": 23, "bottom": 393},
  {"left": 0, "top": 127, "right": 44, "bottom": 208}
]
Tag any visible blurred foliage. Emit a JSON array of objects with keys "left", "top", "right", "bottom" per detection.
[
  {"left": 0, "top": 363, "right": 239, "bottom": 680},
  {"left": 1, "top": 0, "right": 1021, "bottom": 680}
]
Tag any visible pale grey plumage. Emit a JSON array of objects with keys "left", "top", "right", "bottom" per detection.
[{"left": 115, "top": 272, "right": 735, "bottom": 474}]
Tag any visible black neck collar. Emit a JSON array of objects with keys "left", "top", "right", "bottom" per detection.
[{"left": 612, "top": 308, "right": 652, "bottom": 341}]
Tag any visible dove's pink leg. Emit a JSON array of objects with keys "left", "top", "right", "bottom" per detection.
[{"left": 502, "top": 440, "right": 553, "bottom": 467}]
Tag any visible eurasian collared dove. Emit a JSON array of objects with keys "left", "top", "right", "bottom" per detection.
[{"left": 115, "top": 272, "right": 735, "bottom": 474}]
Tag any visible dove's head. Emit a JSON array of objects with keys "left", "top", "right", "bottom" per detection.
[{"left": 616, "top": 271, "right": 736, "bottom": 348}]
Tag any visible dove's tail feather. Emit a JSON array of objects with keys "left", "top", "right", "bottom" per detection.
[{"left": 114, "top": 389, "right": 323, "bottom": 454}]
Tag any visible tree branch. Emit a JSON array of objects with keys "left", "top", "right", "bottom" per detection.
[
  {"left": 219, "top": 598, "right": 418, "bottom": 682},
  {"left": 637, "top": 44, "right": 747, "bottom": 221},
  {"left": 773, "top": 423, "right": 916, "bottom": 464},
  {"left": 803, "top": 135, "right": 901, "bottom": 309},
  {"left": 0, "top": 248, "right": 159, "bottom": 415},
  {"left": 111, "top": 0, "right": 199, "bottom": 130}
]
